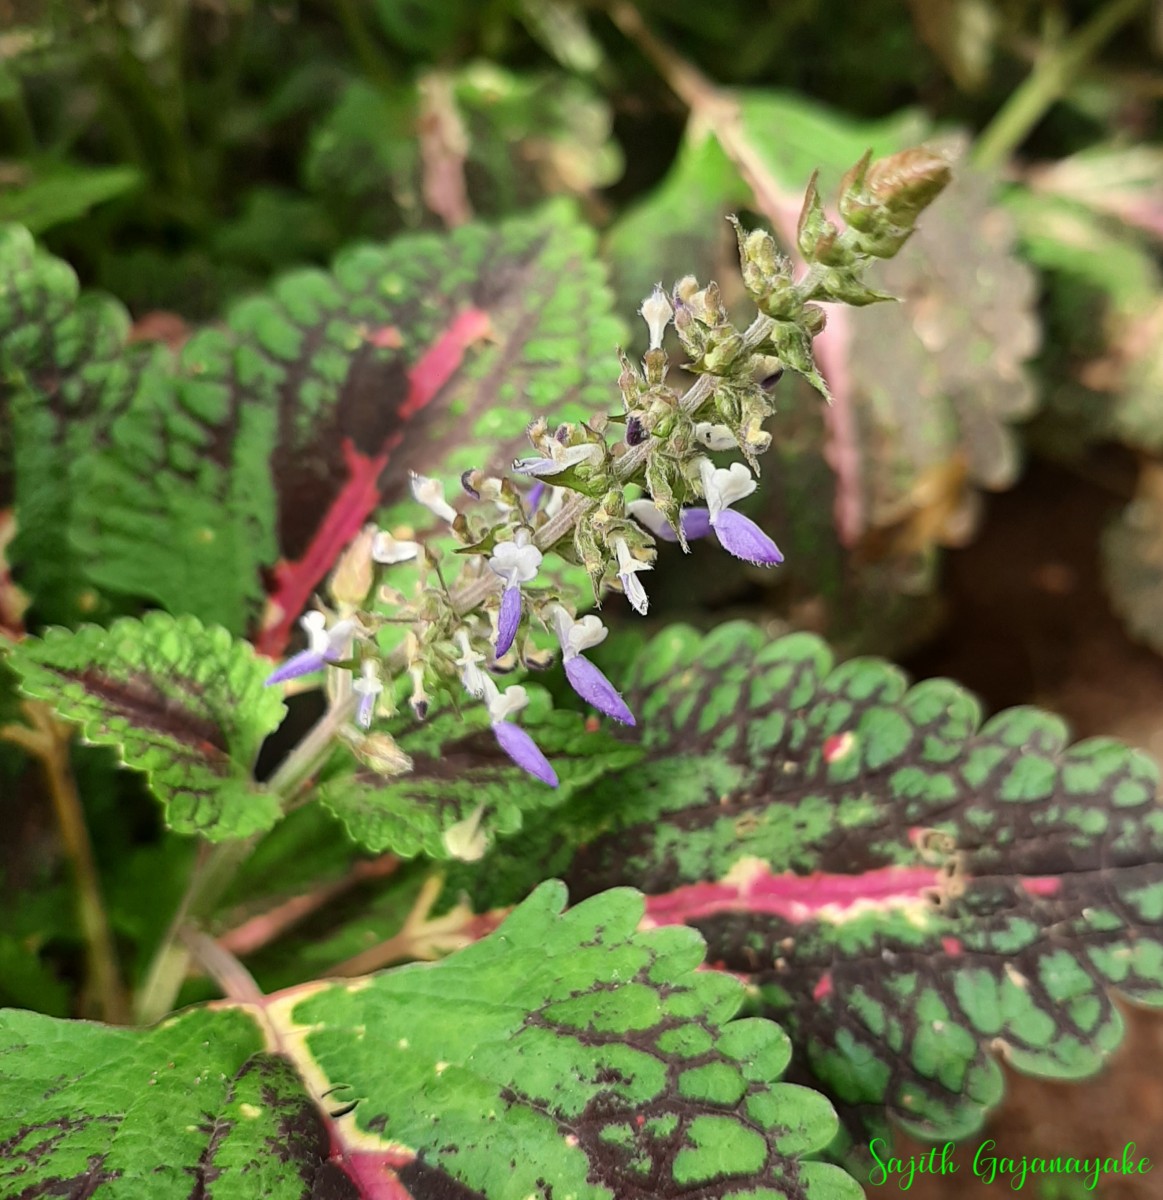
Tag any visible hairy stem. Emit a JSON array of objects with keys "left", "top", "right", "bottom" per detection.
[
  {"left": 973, "top": 0, "right": 1147, "bottom": 169},
  {"left": 2, "top": 703, "right": 130, "bottom": 1024}
]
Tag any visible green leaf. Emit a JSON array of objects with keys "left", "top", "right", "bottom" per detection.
[
  {"left": 0, "top": 163, "right": 142, "bottom": 233},
  {"left": 317, "top": 685, "right": 642, "bottom": 858},
  {"left": 4, "top": 612, "right": 284, "bottom": 840},
  {"left": 453, "top": 622, "right": 1163, "bottom": 1154},
  {"left": 1, "top": 204, "right": 622, "bottom": 644},
  {"left": 0, "top": 884, "right": 861, "bottom": 1200}
]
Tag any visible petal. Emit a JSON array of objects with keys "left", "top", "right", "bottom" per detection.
[
  {"left": 493, "top": 721, "right": 558, "bottom": 786},
  {"left": 627, "top": 501, "right": 713, "bottom": 544},
  {"left": 264, "top": 649, "right": 328, "bottom": 686},
  {"left": 620, "top": 570, "right": 650, "bottom": 615},
  {"left": 564, "top": 655, "right": 635, "bottom": 725},
  {"left": 680, "top": 507, "right": 713, "bottom": 541},
  {"left": 356, "top": 688, "right": 377, "bottom": 729},
  {"left": 495, "top": 585, "right": 522, "bottom": 656},
  {"left": 711, "top": 509, "right": 784, "bottom": 567}
]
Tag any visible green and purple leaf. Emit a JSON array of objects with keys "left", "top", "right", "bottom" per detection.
[
  {"left": 1, "top": 205, "right": 621, "bottom": 646},
  {"left": 452, "top": 622, "right": 1163, "bottom": 1155},
  {"left": 317, "top": 686, "right": 642, "bottom": 858},
  {"left": 4, "top": 612, "right": 284, "bottom": 840},
  {"left": 0, "top": 884, "right": 859, "bottom": 1200}
]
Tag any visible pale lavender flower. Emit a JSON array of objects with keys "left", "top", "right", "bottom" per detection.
[
  {"left": 553, "top": 608, "right": 634, "bottom": 725},
  {"left": 409, "top": 471, "right": 458, "bottom": 523},
  {"left": 698, "top": 459, "right": 783, "bottom": 567},
  {"left": 488, "top": 529, "right": 542, "bottom": 656},
  {"left": 265, "top": 611, "right": 356, "bottom": 685},
  {"left": 482, "top": 678, "right": 557, "bottom": 787},
  {"left": 353, "top": 660, "right": 383, "bottom": 729},
  {"left": 513, "top": 441, "right": 603, "bottom": 478},
  {"left": 454, "top": 629, "right": 489, "bottom": 698},
  {"left": 613, "top": 536, "right": 651, "bottom": 614}
]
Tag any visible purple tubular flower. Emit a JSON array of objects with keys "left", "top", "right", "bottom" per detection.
[
  {"left": 711, "top": 509, "right": 784, "bottom": 566},
  {"left": 698, "top": 459, "right": 784, "bottom": 568},
  {"left": 264, "top": 648, "right": 331, "bottom": 686},
  {"left": 526, "top": 481, "right": 546, "bottom": 513},
  {"left": 493, "top": 720, "right": 558, "bottom": 786},
  {"left": 264, "top": 613, "right": 354, "bottom": 686},
  {"left": 626, "top": 500, "right": 713, "bottom": 545},
  {"left": 564, "top": 654, "right": 635, "bottom": 726},
  {"left": 495, "top": 585, "right": 521, "bottom": 657}
]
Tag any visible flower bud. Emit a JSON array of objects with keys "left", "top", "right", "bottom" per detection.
[
  {"left": 341, "top": 729, "right": 413, "bottom": 778},
  {"left": 329, "top": 524, "right": 376, "bottom": 607},
  {"left": 639, "top": 284, "right": 673, "bottom": 351},
  {"left": 673, "top": 275, "right": 700, "bottom": 305},
  {"left": 702, "top": 332, "right": 744, "bottom": 375},
  {"left": 801, "top": 304, "right": 827, "bottom": 336}
]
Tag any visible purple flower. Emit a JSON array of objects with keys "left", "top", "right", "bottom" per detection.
[
  {"left": 482, "top": 679, "right": 558, "bottom": 786},
  {"left": 553, "top": 608, "right": 635, "bottom": 726},
  {"left": 698, "top": 459, "right": 784, "bottom": 567},
  {"left": 265, "top": 611, "right": 356, "bottom": 685},
  {"left": 627, "top": 500, "right": 713, "bottom": 545},
  {"left": 487, "top": 530, "right": 542, "bottom": 656},
  {"left": 526, "top": 481, "right": 547, "bottom": 513}
]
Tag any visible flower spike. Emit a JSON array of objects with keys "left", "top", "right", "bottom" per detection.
[
  {"left": 698, "top": 459, "right": 784, "bottom": 567},
  {"left": 553, "top": 608, "right": 634, "bottom": 725}
]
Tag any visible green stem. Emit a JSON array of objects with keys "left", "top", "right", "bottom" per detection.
[
  {"left": 973, "top": 0, "right": 1147, "bottom": 169},
  {"left": 134, "top": 694, "right": 356, "bottom": 1025}
]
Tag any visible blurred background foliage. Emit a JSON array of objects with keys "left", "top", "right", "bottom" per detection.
[{"left": 0, "top": 2, "right": 1161, "bottom": 1188}]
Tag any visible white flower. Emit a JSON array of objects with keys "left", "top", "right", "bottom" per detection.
[
  {"left": 454, "top": 630, "right": 488, "bottom": 698},
  {"left": 694, "top": 422, "right": 737, "bottom": 451},
  {"left": 551, "top": 607, "right": 608, "bottom": 661},
  {"left": 640, "top": 284, "right": 673, "bottom": 351},
  {"left": 613, "top": 537, "right": 651, "bottom": 615},
  {"left": 698, "top": 459, "right": 756, "bottom": 520},
  {"left": 409, "top": 471, "right": 458, "bottom": 523},
  {"left": 371, "top": 530, "right": 421, "bottom": 564},
  {"left": 488, "top": 528, "right": 542, "bottom": 586}
]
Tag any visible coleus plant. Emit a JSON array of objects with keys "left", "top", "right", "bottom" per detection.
[{"left": 2, "top": 145, "right": 1161, "bottom": 1200}]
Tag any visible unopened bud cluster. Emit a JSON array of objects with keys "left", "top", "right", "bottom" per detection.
[{"left": 263, "top": 147, "right": 950, "bottom": 825}]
